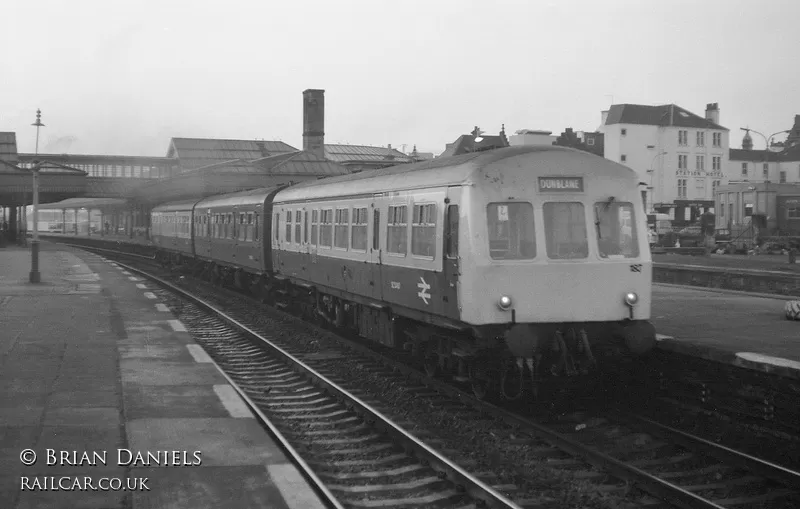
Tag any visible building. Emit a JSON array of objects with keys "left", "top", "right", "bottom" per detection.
[
  {"left": 600, "top": 102, "right": 729, "bottom": 225},
  {"left": 439, "top": 126, "right": 510, "bottom": 158},
  {"left": 727, "top": 115, "right": 800, "bottom": 187},
  {"left": 508, "top": 129, "right": 557, "bottom": 146},
  {"left": 716, "top": 115, "right": 800, "bottom": 234},
  {"left": 576, "top": 131, "right": 604, "bottom": 156}
]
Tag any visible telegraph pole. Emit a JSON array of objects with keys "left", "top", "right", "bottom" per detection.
[{"left": 29, "top": 109, "right": 44, "bottom": 283}]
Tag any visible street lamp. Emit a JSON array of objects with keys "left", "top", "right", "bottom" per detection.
[
  {"left": 29, "top": 109, "right": 44, "bottom": 284},
  {"left": 646, "top": 150, "right": 667, "bottom": 212},
  {"left": 739, "top": 127, "right": 790, "bottom": 233}
]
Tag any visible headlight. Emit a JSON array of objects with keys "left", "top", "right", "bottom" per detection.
[
  {"left": 624, "top": 292, "right": 639, "bottom": 306},
  {"left": 498, "top": 295, "right": 513, "bottom": 310}
]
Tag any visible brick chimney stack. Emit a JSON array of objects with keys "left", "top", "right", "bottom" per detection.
[
  {"left": 705, "top": 103, "right": 719, "bottom": 125},
  {"left": 303, "top": 89, "right": 325, "bottom": 158}
]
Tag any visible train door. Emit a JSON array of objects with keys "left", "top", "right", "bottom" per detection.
[
  {"left": 369, "top": 199, "right": 383, "bottom": 300},
  {"left": 442, "top": 186, "right": 462, "bottom": 319}
]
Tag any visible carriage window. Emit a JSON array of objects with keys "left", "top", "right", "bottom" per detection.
[
  {"left": 445, "top": 205, "right": 459, "bottom": 258},
  {"left": 487, "top": 203, "right": 536, "bottom": 259},
  {"left": 303, "top": 211, "right": 308, "bottom": 244},
  {"left": 294, "top": 210, "right": 302, "bottom": 245},
  {"left": 254, "top": 213, "right": 259, "bottom": 241},
  {"left": 387, "top": 205, "right": 408, "bottom": 255},
  {"left": 285, "top": 210, "right": 292, "bottom": 243},
  {"left": 351, "top": 207, "right": 368, "bottom": 251},
  {"left": 320, "top": 209, "right": 333, "bottom": 247},
  {"left": 543, "top": 202, "right": 588, "bottom": 259},
  {"left": 412, "top": 203, "right": 436, "bottom": 257},
  {"left": 229, "top": 213, "right": 235, "bottom": 240},
  {"left": 311, "top": 210, "right": 319, "bottom": 246},
  {"left": 373, "top": 209, "right": 380, "bottom": 251},
  {"left": 594, "top": 201, "right": 639, "bottom": 259},
  {"left": 239, "top": 213, "right": 247, "bottom": 241},
  {"left": 273, "top": 212, "right": 279, "bottom": 242},
  {"left": 334, "top": 209, "right": 350, "bottom": 249}
]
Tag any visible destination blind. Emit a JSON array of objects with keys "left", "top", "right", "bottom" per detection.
[{"left": 538, "top": 177, "right": 584, "bottom": 192}]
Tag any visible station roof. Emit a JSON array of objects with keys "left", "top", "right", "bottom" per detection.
[
  {"left": 129, "top": 150, "right": 349, "bottom": 205},
  {"left": 166, "top": 137, "right": 298, "bottom": 171},
  {"left": 38, "top": 197, "right": 128, "bottom": 210},
  {"left": 0, "top": 159, "right": 88, "bottom": 206},
  {"left": 324, "top": 144, "right": 412, "bottom": 165}
]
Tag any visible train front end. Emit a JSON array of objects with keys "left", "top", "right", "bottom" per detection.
[{"left": 458, "top": 148, "right": 656, "bottom": 378}]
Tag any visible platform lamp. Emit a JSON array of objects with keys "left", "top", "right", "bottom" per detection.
[{"left": 29, "top": 109, "right": 44, "bottom": 284}]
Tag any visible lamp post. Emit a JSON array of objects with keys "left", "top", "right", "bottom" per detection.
[
  {"left": 739, "top": 127, "right": 790, "bottom": 234},
  {"left": 646, "top": 150, "right": 667, "bottom": 213},
  {"left": 29, "top": 109, "right": 44, "bottom": 284}
]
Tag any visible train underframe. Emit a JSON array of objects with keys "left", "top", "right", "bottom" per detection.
[{"left": 159, "top": 250, "right": 657, "bottom": 401}]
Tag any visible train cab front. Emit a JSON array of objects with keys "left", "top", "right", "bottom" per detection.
[{"left": 492, "top": 291, "right": 657, "bottom": 380}]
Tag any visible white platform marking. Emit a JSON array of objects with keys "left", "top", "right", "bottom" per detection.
[
  {"left": 267, "top": 464, "right": 326, "bottom": 509},
  {"left": 186, "top": 344, "right": 213, "bottom": 363},
  {"left": 213, "top": 385, "right": 254, "bottom": 418},
  {"left": 128, "top": 276, "right": 141, "bottom": 281},
  {"left": 136, "top": 283, "right": 147, "bottom": 289},
  {"left": 121, "top": 271, "right": 131, "bottom": 275},
  {"left": 143, "top": 292, "right": 157, "bottom": 299},
  {"left": 168, "top": 320, "right": 187, "bottom": 332},
  {"left": 736, "top": 352, "right": 800, "bottom": 371},
  {"left": 155, "top": 303, "right": 170, "bottom": 312},
  {"left": 655, "top": 334, "right": 674, "bottom": 341}
]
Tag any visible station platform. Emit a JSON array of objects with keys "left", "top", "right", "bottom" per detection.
[
  {"left": 0, "top": 242, "right": 326, "bottom": 508},
  {"left": 653, "top": 252, "right": 800, "bottom": 274},
  {"left": 40, "top": 231, "right": 153, "bottom": 246},
  {"left": 653, "top": 283, "right": 800, "bottom": 378}
]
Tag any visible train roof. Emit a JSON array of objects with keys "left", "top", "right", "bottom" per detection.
[
  {"left": 274, "top": 145, "right": 635, "bottom": 202},
  {"left": 151, "top": 199, "right": 201, "bottom": 213},
  {"left": 194, "top": 186, "right": 284, "bottom": 209}
]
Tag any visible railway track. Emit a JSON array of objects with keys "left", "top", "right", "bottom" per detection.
[
  {"left": 109, "top": 260, "right": 522, "bottom": 509},
  {"left": 72, "top": 243, "right": 800, "bottom": 507}
]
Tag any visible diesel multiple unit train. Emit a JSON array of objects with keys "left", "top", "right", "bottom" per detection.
[{"left": 149, "top": 145, "right": 656, "bottom": 399}]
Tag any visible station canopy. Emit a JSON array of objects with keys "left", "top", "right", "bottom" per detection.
[{"left": 0, "top": 159, "right": 87, "bottom": 207}]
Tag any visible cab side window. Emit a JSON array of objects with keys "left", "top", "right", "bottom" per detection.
[{"left": 445, "top": 205, "right": 459, "bottom": 258}]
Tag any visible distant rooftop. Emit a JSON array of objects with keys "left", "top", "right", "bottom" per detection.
[
  {"left": 514, "top": 129, "right": 552, "bottom": 135},
  {"left": 605, "top": 104, "right": 727, "bottom": 130}
]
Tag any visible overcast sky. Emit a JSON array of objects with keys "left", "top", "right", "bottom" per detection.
[{"left": 2, "top": 0, "right": 797, "bottom": 157}]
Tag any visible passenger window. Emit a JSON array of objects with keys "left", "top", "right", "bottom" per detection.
[
  {"left": 239, "top": 213, "right": 247, "bottom": 241},
  {"left": 412, "top": 203, "right": 436, "bottom": 257},
  {"left": 543, "top": 202, "right": 588, "bottom": 259},
  {"left": 594, "top": 201, "right": 639, "bottom": 259},
  {"left": 310, "top": 210, "right": 318, "bottom": 246},
  {"left": 273, "top": 212, "right": 279, "bottom": 242},
  {"left": 487, "top": 203, "right": 536, "bottom": 259},
  {"left": 229, "top": 213, "right": 235, "bottom": 240},
  {"left": 294, "top": 210, "right": 301, "bottom": 245},
  {"left": 387, "top": 205, "right": 408, "bottom": 255},
  {"left": 254, "top": 213, "right": 259, "bottom": 241},
  {"left": 320, "top": 209, "right": 333, "bottom": 247},
  {"left": 285, "top": 210, "right": 292, "bottom": 243},
  {"left": 373, "top": 209, "right": 380, "bottom": 251},
  {"left": 351, "top": 207, "right": 368, "bottom": 251},
  {"left": 334, "top": 209, "right": 349, "bottom": 249},
  {"left": 303, "top": 211, "right": 308, "bottom": 244},
  {"left": 445, "top": 205, "right": 459, "bottom": 258}
]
